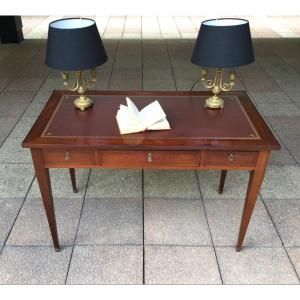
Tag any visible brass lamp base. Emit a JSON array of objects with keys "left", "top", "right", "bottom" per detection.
[
  {"left": 74, "top": 95, "right": 93, "bottom": 111},
  {"left": 205, "top": 95, "right": 224, "bottom": 109}
]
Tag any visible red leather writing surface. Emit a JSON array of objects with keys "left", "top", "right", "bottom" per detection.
[{"left": 43, "top": 94, "right": 259, "bottom": 140}]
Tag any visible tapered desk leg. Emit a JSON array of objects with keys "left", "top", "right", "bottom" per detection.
[
  {"left": 218, "top": 170, "right": 227, "bottom": 194},
  {"left": 236, "top": 151, "right": 270, "bottom": 251},
  {"left": 69, "top": 168, "right": 78, "bottom": 193},
  {"left": 31, "top": 149, "right": 60, "bottom": 251}
]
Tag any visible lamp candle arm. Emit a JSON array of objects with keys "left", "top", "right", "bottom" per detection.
[
  {"left": 201, "top": 68, "right": 216, "bottom": 89},
  {"left": 62, "top": 72, "right": 79, "bottom": 91}
]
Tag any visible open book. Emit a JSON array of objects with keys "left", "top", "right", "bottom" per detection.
[{"left": 116, "top": 97, "right": 171, "bottom": 134}]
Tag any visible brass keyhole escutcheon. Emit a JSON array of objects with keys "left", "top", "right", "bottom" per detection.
[
  {"left": 65, "top": 151, "right": 71, "bottom": 161},
  {"left": 228, "top": 153, "right": 235, "bottom": 161},
  {"left": 147, "top": 152, "right": 152, "bottom": 163}
]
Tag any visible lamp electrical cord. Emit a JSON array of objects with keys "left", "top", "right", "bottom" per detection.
[{"left": 190, "top": 77, "right": 201, "bottom": 91}]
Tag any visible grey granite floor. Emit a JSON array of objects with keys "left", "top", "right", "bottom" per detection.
[{"left": 0, "top": 16, "right": 300, "bottom": 284}]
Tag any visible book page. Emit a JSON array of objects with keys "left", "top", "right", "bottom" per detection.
[
  {"left": 139, "top": 100, "right": 167, "bottom": 128},
  {"left": 148, "top": 117, "right": 171, "bottom": 130},
  {"left": 116, "top": 109, "right": 146, "bottom": 134},
  {"left": 126, "top": 97, "right": 144, "bottom": 125}
]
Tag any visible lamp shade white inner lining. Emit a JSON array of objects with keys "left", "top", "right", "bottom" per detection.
[
  {"left": 50, "top": 18, "right": 94, "bottom": 29},
  {"left": 203, "top": 19, "right": 248, "bottom": 26}
]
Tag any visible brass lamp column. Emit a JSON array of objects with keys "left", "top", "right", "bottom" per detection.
[
  {"left": 201, "top": 68, "right": 235, "bottom": 109},
  {"left": 46, "top": 18, "right": 107, "bottom": 111},
  {"left": 191, "top": 18, "right": 255, "bottom": 109},
  {"left": 62, "top": 69, "right": 97, "bottom": 110}
]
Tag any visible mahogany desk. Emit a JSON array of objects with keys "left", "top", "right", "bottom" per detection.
[{"left": 22, "top": 90, "right": 280, "bottom": 252}]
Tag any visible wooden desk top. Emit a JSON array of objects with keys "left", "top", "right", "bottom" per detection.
[{"left": 23, "top": 90, "right": 280, "bottom": 151}]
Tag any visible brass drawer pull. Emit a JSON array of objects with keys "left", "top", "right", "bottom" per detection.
[
  {"left": 147, "top": 152, "right": 152, "bottom": 163},
  {"left": 65, "top": 151, "right": 71, "bottom": 161},
  {"left": 228, "top": 153, "right": 235, "bottom": 161}
]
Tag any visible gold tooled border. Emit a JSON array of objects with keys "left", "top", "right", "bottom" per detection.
[
  {"left": 42, "top": 95, "right": 65, "bottom": 138},
  {"left": 41, "top": 95, "right": 261, "bottom": 140}
]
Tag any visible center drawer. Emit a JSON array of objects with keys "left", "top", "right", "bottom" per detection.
[{"left": 100, "top": 150, "right": 200, "bottom": 167}]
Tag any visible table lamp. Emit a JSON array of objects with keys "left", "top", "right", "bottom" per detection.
[
  {"left": 191, "top": 18, "right": 254, "bottom": 109},
  {"left": 46, "top": 18, "right": 107, "bottom": 110}
]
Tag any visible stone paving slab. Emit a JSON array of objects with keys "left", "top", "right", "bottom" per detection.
[
  {"left": 28, "top": 168, "right": 90, "bottom": 199},
  {"left": 0, "top": 198, "right": 23, "bottom": 246},
  {"left": 269, "top": 144, "right": 297, "bottom": 165},
  {"left": 144, "top": 170, "right": 200, "bottom": 199},
  {"left": 66, "top": 245, "right": 143, "bottom": 284},
  {"left": 17, "top": 63, "right": 50, "bottom": 79},
  {"left": 39, "top": 78, "right": 63, "bottom": 92},
  {"left": 30, "top": 90, "right": 53, "bottom": 104},
  {"left": 109, "top": 78, "right": 142, "bottom": 91},
  {"left": 267, "top": 116, "right": 300, "bottom": 163},
  {"left": 144, "top": 198, "right": 211, "bottom": 246},
  {"left": 197, "top": 170, "right": 249, "bottom": 200},
  {"left": 7, "top": 197, "right": 83, "bottom": 246},
  {"left": 261, "top": 165, "right": 300, "bottom": 199},
  {"left": 0, "top": 164, "right": 34, "bottom": 198},
  {"left": 265, "top": 199, "right": 300, "bottom": 247},
  {"left": 286, "top": 247, "right": 300, "bottom": 280},
  {"left": 0, "top": 78, "right": 12, "bottom": 92},
  {"left": 143, "top": 79, "right": 176, "bottom": 91},
  {"left": 9, "top": 116, "right": 38, "bottom": 138},
  {"left": 239, "top": 78, "right": 281, "bottom": 92},
  {"left": 143, "top": 68, "right": 174, "bottom": 81},
  {"left": 249, "top": 91, "right": 292, "bottom": 104},
  {"left": 204, "top": 198, "right": 281, "bottom": 247},
  {"left": 0, "top": 246, "right": 72, "bottom": 284},
  {"left": 145, "top": 246, "right": 221, "bottom": 284},
  {"left": 0, "top": 101, "right": 29, "bottom": 117},
  {"left": 23, "top": 102, "right": 46, "bottom": 117},
  {"left": 216, "top": 246, "right": 299, "bottom": 284},
  {"left": 0, "top": 137, "right": 31, "bottom": 163},
  {"left": 0, "top": 117, "right": 19, "bottom": 144},
  {"left": 0, "top": 91, "right": 35, "bottom": 104},
  {"left": 264, "top": 66, "right": 299, "bottom": 79},
  {"left": 76, "top": 198, "right": 143, "bottom": 245},
  {"left": 275, "top": 77, "right": 300, "bottom": 92},
  {"left": 256, "top": 102, "right": 300, "bottom": 117},
  {"left": 5, "top": 78, "right": 44, "bottom": 92},
  {"left": 86, "top": 169, "right": 142, "bottom": 199}
]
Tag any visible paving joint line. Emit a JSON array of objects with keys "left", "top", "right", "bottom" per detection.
[
  {"left": 107, "top": 39, "right": 120, "bottom": 91},
  {"left": 0, "top": 174, "right": 36, "bottom": 255},
  {"left": 157, "top": 16, "right": 178, "bottom": 91},
  {"left": 195, "top": 171, "right": 224, "bottom": 284},
  {"left": 64, "top": 169, "right": 92, "bottom": 284},
  {"left": 260, "top": 194, "right": 300, "bottom": 283}
]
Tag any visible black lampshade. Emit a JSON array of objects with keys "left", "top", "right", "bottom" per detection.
[
  {"left": 191, "top": 18, "right": 254, "bottom": 68},
  {"left": 46, "top": 18, "right": 107, "bottom": 71}
]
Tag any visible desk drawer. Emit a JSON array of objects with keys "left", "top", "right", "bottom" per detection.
[
  {"left": 203, "top": 151, "right": 258, "bottom": 167},
  {"left": 100, "top": 150, "right": 199, "bottom": 167},
  {"left": 44, "top": 149, "right": 94, "bottom": 165}
]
